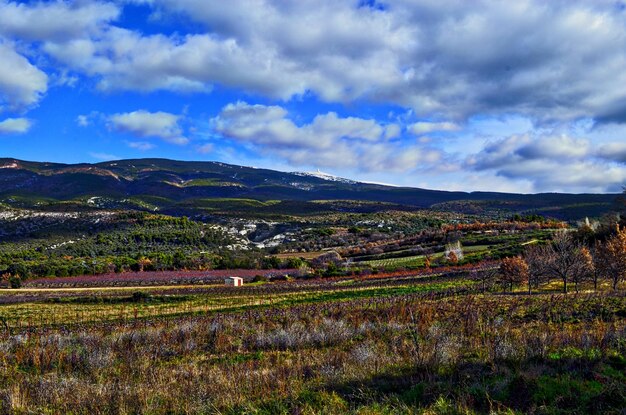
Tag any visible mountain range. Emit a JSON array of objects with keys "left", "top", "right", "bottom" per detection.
[{"left": 0, "top": 158, "right": 619, "bottom": 220}]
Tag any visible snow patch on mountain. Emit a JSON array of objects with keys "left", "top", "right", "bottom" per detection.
[
  {"left": 292, "top": 170, "right": 358, "bottom": 184},
  {"left": 0, "top": 161, "right": 19, "bottom": 169}
]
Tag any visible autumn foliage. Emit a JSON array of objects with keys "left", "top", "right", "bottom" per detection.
[{"left": 499, "top": 256, "right": 529, "bottom": 292}]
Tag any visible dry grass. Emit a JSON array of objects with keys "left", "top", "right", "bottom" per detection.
[{"left": 0, "top": 275, "right": 623, "bottom": 414}]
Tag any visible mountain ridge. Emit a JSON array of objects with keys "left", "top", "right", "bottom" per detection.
[{"left": 0, "top": 157, "right": 619, "bottom": 220}]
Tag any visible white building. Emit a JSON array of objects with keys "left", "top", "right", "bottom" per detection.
[{"left": 225, "top": 276, "right": 244, "bottom": 287}]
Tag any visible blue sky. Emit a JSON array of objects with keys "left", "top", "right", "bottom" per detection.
[{"left": 2, "top": 1, "right": 626, "bottom": 193}]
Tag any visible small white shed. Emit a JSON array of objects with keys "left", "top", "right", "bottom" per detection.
[{"left": 225, "top": 276, "right": 244, "bottom": 287}]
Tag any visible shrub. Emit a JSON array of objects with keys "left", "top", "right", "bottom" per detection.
[
  {"left": 252, "top": 275, "right": 269, "bottom": 283},
  {"left": 8, "top": 274, "right": 22, "bottom": 289},
  {"left": 131, "top": 291, "right": 150, "bottom": 302}
]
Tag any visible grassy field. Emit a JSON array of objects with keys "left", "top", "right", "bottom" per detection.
[{"left": 0, "top": 267, "right": 624, "bottom": 414}]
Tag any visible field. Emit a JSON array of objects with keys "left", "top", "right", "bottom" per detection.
[
  {"left": 21, "top": 269, "right": 296, "bottom": 288},
  {"left": 0, "top": 266, "right": 479, "bottom": 328},
  {"left": 0, "top": 266, "right": 624, "bottom": 414},
  {"left": 359, "top": 246, "right": 492, "bottom": 269}
]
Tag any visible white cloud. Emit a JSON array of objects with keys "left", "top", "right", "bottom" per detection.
[
  {"left": 74, "top": 0, "right": 626, "bottom": 124},
  {"left": 126, "top": 141, "right": 155, "bottom": 151},
  {"left": 0, "top": 117, "right": 31, "bottom": 134},
  {"left": 384, "top": 123, "right": 401, "bottom": 139},
  {"left": 409, "top": 121, "right": 460, "bottom": 135},
  {"left": 76, "top": 115, "right": 90, "bottom": 127},
  {"left": 3, "top": 0, "right": 626, "bottom": 127},
  {"left": 515, "top": 135, "right": 590, "bottom": 159},
  {"left": 467, "top": 132, "right": 626, "bottom": 192},
  {"left": 0, "top": 42, "right": 47, "bottom": 109},
  {"left": 596, "top": 142, "right": 626, "bottom": 161},
  {"left": 213, "top": 101, "right": 392, "bottom": 149},
  {"left": 108, "top": 110, "right": 188, "bottom": 145},
  {"left": 0, "top": 1, "right": 119, "bottom": 42},
  {"left": 89, "top": 0, "right": 412, "bottom": 100},
  {"left": 5, "top": 0, "right": 626, "bottom": 125},
  {"left": 211, "top": 101, "right": 442, "bottom": 172}
]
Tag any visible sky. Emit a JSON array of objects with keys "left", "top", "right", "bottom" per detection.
[{"left": 2, "top": 1, "right": 626, "bottom": 193}]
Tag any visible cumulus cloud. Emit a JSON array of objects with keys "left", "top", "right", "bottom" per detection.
[
  {"left": 499, "top": 160, "right": 626, "bottom": 193},
  {"left": 213, "top": 101, "right": 395, "bottom": 149},
  {"left": 51, "top": 0, "right": 626, "bottom": 124},
  {"left": 3, "top": 0, "right": 626, "bottom": 125},
  {"left": 84, "top": 0, "right": 413, "bottom": 100},
  {"left": 6, "top": 0, "right": 626, "bottom": 124},
  {"left": 384, "top": 123, "right": 402, "bottom": 139},
  {"left": 409, "top": 121, "right": 460, "bottom": 135},
  {"left": 211, "top": 101, "right": 441, "bottom": 172},
  {"left": 0, "top": 0, "right": 117, "bottom": 109},
  {"left": 467, "top": 133, "right": 626, "bottom": 192},
  {"left": 515, "top": 135, "right": 590, "bottom": 159},
  {"left": 108, "top": 110, "right": 188, "bottom": 145},
  {"left": 0, "top": 1, "right": 119, "bottom": 42},
  {"left": 0, "top": 42, "right": 47, "bottom": 109},
  {"left": 0, "top": 117, "right": 31, "bottom": 134}
]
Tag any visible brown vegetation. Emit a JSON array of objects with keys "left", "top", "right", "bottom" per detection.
[{"left": 0, "top": 289, "right": 623, "bottom": 414}]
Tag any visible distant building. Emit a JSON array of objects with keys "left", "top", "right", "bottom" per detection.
[{"left": 225, "top": 276, "right": 244, "bottom": 287}]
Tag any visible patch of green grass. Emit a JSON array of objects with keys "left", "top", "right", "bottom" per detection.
[
  {"left": 183, "top": 179, "right": 244, "bottom": 187},
  {"left": 532, "top": 375, "right": 604, "bottom": 413},
  {"left": 547, "top": 347, "right": 602, "bottom": 361},
  {"left": 229, "top": 390, "right": 350, "bottom": 415}
]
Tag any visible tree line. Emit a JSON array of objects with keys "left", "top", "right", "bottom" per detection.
[{"left": 497, "top": 225, "right": 626, "bottom": 294}]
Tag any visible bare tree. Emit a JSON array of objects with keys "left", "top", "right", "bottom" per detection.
[
  {"left": 571, "top": 246, "right": 594, "bottom": 293},
  {"left": 540, "top": 231, "right": 592, "bottom": 294},
  {"left": 524, "top": 244, "right": 547, "bottom": 294},
  {"left": 469, "top": 266, "right": 498, "bottom": 293},
  {"left": 591, "top": 242, "right": 603, "bottom": 291},
  {"left": 595, "top": 225, "right": 626, "bottom": 290}
]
